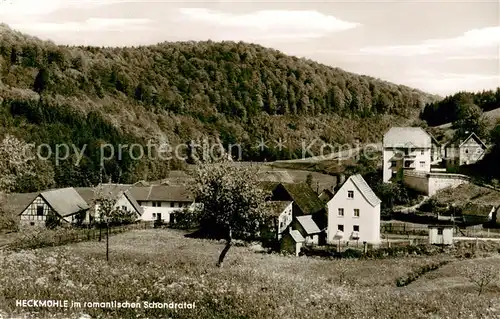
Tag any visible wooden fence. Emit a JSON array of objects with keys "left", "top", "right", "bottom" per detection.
[
  {"left": 381, "top": 222, "right": 500, "bottom": 238},
  {"left": 380, "top": 223, "right": 429, "bottom": 235},
  {"left": 60, "top": 222, "right": 153, "bottom": 243}
]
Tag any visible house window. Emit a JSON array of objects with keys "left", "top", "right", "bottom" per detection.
[
  {"left": 338, "top": 208, "right": 344, "bottom": 216},
  {"left": 157, "top": 213, "right": 162, "bottom": 220},
  {"left": 36, "top": 205, "right": 44, "bottom": 216},
  {"left": 170, "top": 202, "right": 174, "bottom": 208},
  {"left": 121, "top": 205, "right": 127, "bottom": 211},
  {"left": 152, "top": 213, "right": 156, "bottom": 218},
  {"left": 337, "top": 225, "right": 344, "bottom": 232},
  {"left": 353, "top": 225, "right": 359, "bottom": 232},
  {"left": 465, "top": 149, "right": 469, "bottom": 154},
  {"left": 391, "top": 161, "right": 397, "bottom": 167},
  {"left": 420, "top": 150, "right": 424, "bottom": 155},
  {"left": 437, "top": 228, "right": 443, "bottom": 235},
  {"left": 354, "top": 209, "right": 360, "bottom": 217},
  {"left": 347, "top": 191, "right": 354, "bottom": 199},
  {"left": 419, "top": 161, "right": 425, "bottom": 168},
  {"left": 30, "top": 222, "right": 35, "bottom": 226}
]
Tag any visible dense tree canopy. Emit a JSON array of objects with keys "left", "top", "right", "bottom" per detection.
[
  {"left": 0, "top": 24, "right": 440, "bottom": 191},
  {"left": 421, "top": 89, "right": 500, "bottom": 127}
]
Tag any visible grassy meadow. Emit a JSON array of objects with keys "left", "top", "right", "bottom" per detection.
[{"left": 1, "top": 229, "right": 500, "bottom": 318}]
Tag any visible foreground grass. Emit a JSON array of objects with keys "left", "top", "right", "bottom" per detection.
[{"left": 1, "top": 229, "right": 500, "bottom": 318}]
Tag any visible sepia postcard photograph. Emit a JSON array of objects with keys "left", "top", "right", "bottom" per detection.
[{"left": 0, "top": 0, "right": 499, "bottom": 318}]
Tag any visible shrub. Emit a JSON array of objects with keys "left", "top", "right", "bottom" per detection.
[
  {"left": 342, "top": 249, "right": 363, "bottom": 259},
  {"left": 396, "top": 260, "right": 451, "bottom": 287}
]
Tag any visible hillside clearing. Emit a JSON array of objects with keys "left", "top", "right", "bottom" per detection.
[{"left": 1, "top": 229, "right": 499, "bottom": 318}]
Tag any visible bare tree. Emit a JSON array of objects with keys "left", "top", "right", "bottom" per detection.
[
  {"left": 190, "top": 160, "right": 267, "bottom": 267},
  {"left": 463, "top": 262, "right": 499, "bottom": 296},
  {"left": 91, "top": 173, "right": 137, "bottom": 262}
]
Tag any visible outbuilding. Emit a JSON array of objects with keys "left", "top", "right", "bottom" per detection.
[
  {"left": 428, "top": 224, "right": 454, "bottom": 245},
  {"left": 280, "top": 229, "right": 305, "bottom": 256}
]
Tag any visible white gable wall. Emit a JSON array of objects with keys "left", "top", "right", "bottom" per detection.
[
  {"left": 327, "top": 178, "right": 381, "bottom": 244},
  {"left": 276, "top": 202, "right": 293, "bottom": 239},
  {"left": 94, "top": 194, "right": 140, "bottom": 222},
  {"left": 277, "top": 202, "right": 293, "bottom": 234},
  {"left": 20, "top": 196, "right": 52, "bottom": 227}
]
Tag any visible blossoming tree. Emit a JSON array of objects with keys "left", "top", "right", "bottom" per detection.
[
  {"left": 0, "top": 134, "right": 36, "bottom": 192},
  {"left": 191, "top": 160, "right": 267, "bottom": 267},
  {"left": 0, "top": 134, "right": 36, "bottom": 230}
]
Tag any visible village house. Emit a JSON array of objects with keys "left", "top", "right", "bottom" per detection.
[
  {"left": 75, "top": 184, "right": 143, "bottom": 224},
  {"left": 444, "top": 132, "right": 488, "bottom": 168},
  {"left": 292, "top": 214, "right": 323, "bottom": 245},
  {"left": 128, "top": 185, "right": 196, "bottom": 224},
  {"left": 326, "top": 174, "right": 381, "bottom": 244},
  {"left": 19, "top": 187, "right": 89, "bottom": 227},
  {"left": 261, "top": 200, "right": 294, "bottom": 241},
  {"left": 280, "top": 228, "right": 305, "bottom": 256},
  {"left": 264, "top": 182, "right": 326, "bottom": 227},
  {"left": 459, "top": 203, "right": 495, "bottom": 225},
  {"left": 383, "top": 127, "right": 433, "bottom": 183}
]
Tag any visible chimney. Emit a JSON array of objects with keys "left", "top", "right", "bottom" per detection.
[{"left": 333, "top": 173, "right": 346, "bottom": 193}]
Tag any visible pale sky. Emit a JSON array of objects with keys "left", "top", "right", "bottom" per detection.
[{"left": 0, "top": 0, "right": 499, "bottom": 96}]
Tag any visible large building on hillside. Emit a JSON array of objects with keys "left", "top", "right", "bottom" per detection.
[{"left": 382, "top": 127, "right": 433, "bottom": 183}]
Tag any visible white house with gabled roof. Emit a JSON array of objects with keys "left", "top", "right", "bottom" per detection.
[
  {"left": 326, "top": 174, "right": 381, "bottom": 244},
  {"left": 383, "top": 127, "right": 433, "bottom": 183},
  {"left": 444, "top": 132, "right": 488, "bottom": 167}
]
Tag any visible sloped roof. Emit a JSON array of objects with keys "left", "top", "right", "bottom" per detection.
[
  {"left": 289, "top": 230, "right": 305, "bottom": 243},
  {"left": 461, "top": 203, "right": 494, "bottom": 217},
  {"left": 75, "top": 186, "right": 143, "bottom": 216},
  {"left": 280, "top": 182, "right": 325, "bottom": 215},
  {"left": 446, "top": 132, "right": 488, "bottom": 149},
  {"left": 40, "top": 187, "right": 89, "bottom": 217},
  {"left": 128, "top": 185, "right": 194, "bottom": 202},
  {"left": 333, "top": 174, "right": 381, "bottom": 207},
  {"left": 3, "top": 192, "right": 38, "bottom": 214},
  {"left": 296, "top": 215, "right": 321, "bottom": 235},
  {"left": 123, "top": 191, "right": 144, "bottom": 216},
  {"left": 265, "top": 201, "right": 293, "bottom": 217},
  {"left": 258, "top": 181, "right": 281, "bottom": 193},
  {"left": 74, "top": 187, "right": 95, "bottom": 203},
  {"left": 350, "top": 174, "right": 382, "bottom": 207},
  {"left": 383, "top": 127, "right": 431, "bottom": 148},
  {"left": 459, "top": 132, "right": 487, "bottom": 148}
]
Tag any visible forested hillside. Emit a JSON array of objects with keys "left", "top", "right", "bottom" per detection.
[
  {"left": 421, "top": 89, "right": 500, "bottom": 127},
  {"left": 0, "top": 24, "right": 438, "bottom": 190}
]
